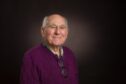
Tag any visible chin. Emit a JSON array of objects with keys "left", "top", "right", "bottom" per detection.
[
  {"left": 53, "top": 44, "right": 63, "bottom": 47},
  {"left": 51, "top": 42, "right": 64, "bottom": 47}
]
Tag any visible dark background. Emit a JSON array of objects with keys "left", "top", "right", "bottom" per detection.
[{"left": 1, "top": 0, "right": 122, "bottom": 84}]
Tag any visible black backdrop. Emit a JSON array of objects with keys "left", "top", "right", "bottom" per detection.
[{"left": 1, "top": 0, "right": 122, "bottom": 84}]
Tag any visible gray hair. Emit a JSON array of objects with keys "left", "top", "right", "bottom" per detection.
[
  {"left": 41, "top": 14, "right": 68, "bottom": 29},
  {"left": 41, "top": 16, "right": 48, "bottom": 29}
]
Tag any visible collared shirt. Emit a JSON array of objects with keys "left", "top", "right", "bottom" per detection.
[{"left": 46, "top": 45, "right": 63, "bottom": 57}]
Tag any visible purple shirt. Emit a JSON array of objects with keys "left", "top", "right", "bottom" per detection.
[{"left": 20, "top": 44, "right": 79, "bottom": 84}]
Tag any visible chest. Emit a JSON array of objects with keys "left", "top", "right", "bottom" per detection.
[{"left": 35, "top": 54, "right": 75, "bottom": 84}]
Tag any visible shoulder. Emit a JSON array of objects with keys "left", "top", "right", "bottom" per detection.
[
  {"left": 63, "top": 46, "right": 74, "bottom": 55},
  {"left": 22, "top": 44, "right": 48, "bottom": 64},
  {"left": 63, "top": 46, "right": 76, "bottom": 60},
  {"left": 26, "top": 44, "right": 42, "bottom": 53},
  {"left": 24, "top": 44, "right": 41, "bottom": 55},
  {"left": 23, "top": 44, "right": 46, "bottom": 59}
]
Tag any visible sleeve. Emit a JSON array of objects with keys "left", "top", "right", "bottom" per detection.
[{"left": 20, "top": 53, "right": 41, "bottom": 84}]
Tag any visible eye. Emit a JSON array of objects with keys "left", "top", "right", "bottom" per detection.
[
  {"left": 60, "top": 26, "right": 66, "bottom": 29},
  {"left": 48, "top": 25, "right": 57, "bottom": 29}
]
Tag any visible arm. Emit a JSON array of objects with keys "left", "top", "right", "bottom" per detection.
[{"left": 20, "top": 53, "right": 40, "bottom": 84}]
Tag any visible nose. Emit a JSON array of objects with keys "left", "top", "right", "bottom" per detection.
[{"left": 55, "top": 27, "right": 60, "bottom": 35}]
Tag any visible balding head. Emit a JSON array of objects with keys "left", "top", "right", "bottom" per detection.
[{"left": 41, "top": 14, "right": 68, "bottom": 29}]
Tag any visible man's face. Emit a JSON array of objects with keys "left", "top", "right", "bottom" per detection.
[{"left": 41, "top": 15, "right": 68, "bottom": 47}]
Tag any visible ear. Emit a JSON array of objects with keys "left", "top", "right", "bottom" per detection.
[{"left": 41, "top": 27, "right": 45, "bottom": 37}]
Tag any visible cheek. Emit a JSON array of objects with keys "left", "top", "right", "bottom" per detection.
[
  {"left": 45, "top": 30, "right": 54, "bottom": 37},
  {"left": 63, "top": 30, "right": 68, "bottom": 37}
]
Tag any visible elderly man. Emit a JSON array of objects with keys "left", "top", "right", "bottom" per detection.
[{"left": 20, "top": 14, "right": 79, "bottom": 84}]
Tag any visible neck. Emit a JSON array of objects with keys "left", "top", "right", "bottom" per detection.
[
  {"left": 47, "top": 45, "right": 61, "bottom": 57},
  {"left": 43, "top": 42, "right": 61, "bottom": 52},
  {"left": 50, "top": 46, "right": 60, "bottom": 52}
]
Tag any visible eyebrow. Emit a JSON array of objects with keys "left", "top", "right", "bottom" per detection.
[{"left": 48, "top": 23, "right": 66, "bottom": 26}]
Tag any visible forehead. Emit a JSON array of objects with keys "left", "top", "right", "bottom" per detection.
[{"left": 47, "top": 15, "right": 66, "bottom": 25}]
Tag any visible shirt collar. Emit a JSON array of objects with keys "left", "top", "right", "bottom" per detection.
[{"left": 46, "top": 45, "right": 64, "bottom": 57}]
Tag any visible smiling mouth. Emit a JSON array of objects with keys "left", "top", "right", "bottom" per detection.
[
  {"left": 53, "top": 36, "right": 61, "bottom": 38},
  {"left": 53, "top": 38, "right": 61, "bottom": 40}
]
